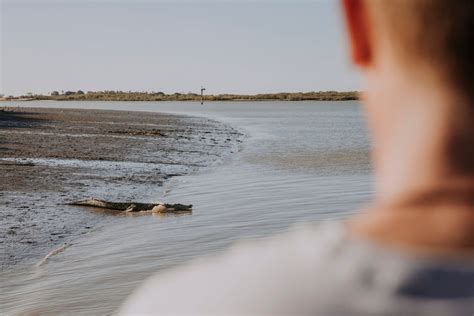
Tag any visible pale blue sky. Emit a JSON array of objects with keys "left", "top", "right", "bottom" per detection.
[{"left": 0, "top": 0, "right": 359, "bottom": 96}]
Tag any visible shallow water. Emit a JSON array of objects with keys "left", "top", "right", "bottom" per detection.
[{"left": 0, "top": 101, "right": 372, "bottom": 315}]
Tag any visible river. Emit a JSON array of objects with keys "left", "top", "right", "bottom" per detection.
[{"left": 0, "top": 101, "right": 372, "bottom": 315}]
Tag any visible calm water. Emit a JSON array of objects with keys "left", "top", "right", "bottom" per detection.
[{"left": 0, "top": 101, "right": 372, "bottom": 315}]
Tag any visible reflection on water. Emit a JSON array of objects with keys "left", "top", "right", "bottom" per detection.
[{"left": 0, "top": 101, "right": 372, "bottom": 315}]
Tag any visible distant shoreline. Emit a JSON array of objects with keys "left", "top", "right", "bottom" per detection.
[{"left": 0, "top": 91, "right": 359, "bottom": 102}]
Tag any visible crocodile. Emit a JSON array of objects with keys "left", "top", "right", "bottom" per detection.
[{"left": 68, "top": 198, "right": 192, "bottom": 213}]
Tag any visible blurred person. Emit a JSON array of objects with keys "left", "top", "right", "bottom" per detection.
[{"left": 120, "top": 0, "right": 474, "bottom": 315}]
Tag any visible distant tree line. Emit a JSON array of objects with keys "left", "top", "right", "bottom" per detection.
[{"left": 16, "top": 90, "right": 359, "bottom": 102}]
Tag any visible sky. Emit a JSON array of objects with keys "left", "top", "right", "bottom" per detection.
[{"left": 0, "top": 0, "right": 359, "bottom": 96}]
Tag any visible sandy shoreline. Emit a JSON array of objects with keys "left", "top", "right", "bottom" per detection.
[{"left": 0, "top": 107, "right": 244, "bottom": 270}]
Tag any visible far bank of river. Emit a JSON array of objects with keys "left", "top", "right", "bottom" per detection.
[{"left": 1, "top": 90, "right": 358, "bottom": 102}]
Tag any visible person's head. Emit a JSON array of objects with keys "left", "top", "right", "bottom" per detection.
[
  {"left": 341, "top": 0, "right": 474, "bottom": 102},
  {"left": 340, "top": 0, "right": 474, "bottom": 201}
]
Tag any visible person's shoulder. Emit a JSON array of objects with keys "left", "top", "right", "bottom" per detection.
[
  {"left": 224, "top": 220, "right": 348, "bottom": 263},
  {"left": 119, "top": 221, "right": 348, "bottom": 315}
]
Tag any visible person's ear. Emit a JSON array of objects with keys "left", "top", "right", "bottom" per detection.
[{"left": 341, "top": 0, "right": 372, "bottom": 67}]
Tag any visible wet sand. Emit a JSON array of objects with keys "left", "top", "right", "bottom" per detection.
[{"left": 0, "top": 107, "right": 244, "bottom": 270}]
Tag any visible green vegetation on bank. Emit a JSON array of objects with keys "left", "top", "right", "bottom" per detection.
[{"left": 2, "top": 90, "right": 359, "bottom": 102}]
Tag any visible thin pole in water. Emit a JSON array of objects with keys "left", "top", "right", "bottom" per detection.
[{"left": 201, "top": 87, "right": 206, "bottom": 105}]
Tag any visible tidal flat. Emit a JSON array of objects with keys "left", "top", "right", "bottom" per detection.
[
  {"left": 0, "top": 107, "right": 244, "bottom": 270},
  {"left": 0, "top": 101, "right": 372, "bottom": 314}
]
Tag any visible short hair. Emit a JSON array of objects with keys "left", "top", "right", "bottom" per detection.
[{"left": 369, "top": 0, "right": 474, "bottom": 99}]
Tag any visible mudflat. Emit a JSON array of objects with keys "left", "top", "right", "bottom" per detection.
[{"left": 0, "top": 107, "right": 243, "bottom": 269}]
